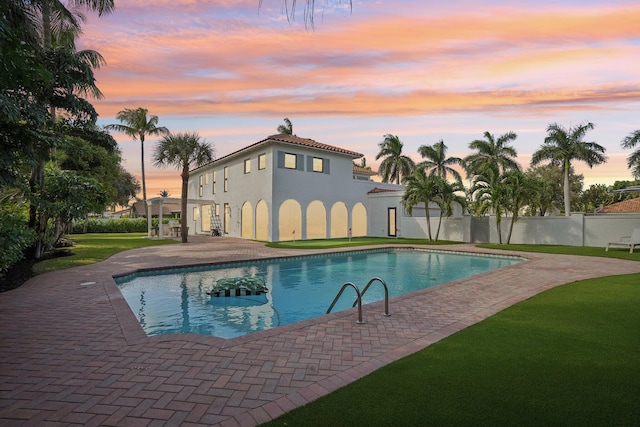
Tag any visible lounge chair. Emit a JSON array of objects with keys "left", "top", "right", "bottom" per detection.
[{"left": 606, "top": 228, "right": 640, "bottom": 253}]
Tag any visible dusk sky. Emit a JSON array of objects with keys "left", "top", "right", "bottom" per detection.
[{"left": 79, "top": 0, "right": 640, "bottom": 198}]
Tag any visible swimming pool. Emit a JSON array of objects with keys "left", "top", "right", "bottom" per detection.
[{"left": 114, "top": 248, "right": 521, "bottom": 339}]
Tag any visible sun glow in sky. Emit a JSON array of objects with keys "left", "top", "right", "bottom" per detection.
[{"left": 79, "top": 0, "right": 640, "bottom": 198}]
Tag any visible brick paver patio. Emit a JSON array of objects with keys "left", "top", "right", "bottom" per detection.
[{"left": 1, "top": 237, "right": 638, "bottom": 426}]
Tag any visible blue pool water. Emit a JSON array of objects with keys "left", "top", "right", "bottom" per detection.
[{"left": 114, "top": 249, "right": 521, "bottom": 339}]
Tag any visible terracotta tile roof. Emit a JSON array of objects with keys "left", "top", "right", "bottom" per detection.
[
  {"left": 352, "top": 165, "right": 377, "bottom": 175},
  {"left": 193, "top": 134, "right": 364, "bottom": 172},
  {"left": 368, "top": 187, "right": 402, "bottom": 194},
  {"left": 265, "top": 134, "right": 363, "bottom": 158},
  {"left": 597, "top": 197, "right": 640, "bottom": 213}
]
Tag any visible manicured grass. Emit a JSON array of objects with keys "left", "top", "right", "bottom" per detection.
[
  {"left": 479, "top": 243, "right": 640, "bottom": 261},
  {"left": 263, "top": 273, "right": 640, "bottom": 426},
  {"left": 266, "top": 237, "right": 460, "bottom": 249},
  {"left": 32, "top": 233, "right": 178, "bottom": 274}
]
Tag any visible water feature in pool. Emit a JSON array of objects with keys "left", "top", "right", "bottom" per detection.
[{"left": 114, "top": 248, "right": 521, "bottom": 339}]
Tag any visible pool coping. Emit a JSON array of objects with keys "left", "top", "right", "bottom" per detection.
[{"left": 2, "top": 237, "right": 639, "bottom": 426}]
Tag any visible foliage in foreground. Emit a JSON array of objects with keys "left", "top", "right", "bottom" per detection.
[{"left": 263, "top": 273, "right": 640, "bottom": 426}]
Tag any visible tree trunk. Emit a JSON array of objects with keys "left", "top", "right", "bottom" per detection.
[
  {"left": 140, "top": 135, "right": 148, "bottom": 218},
  {"left": 435, "top": 212, "right": 443, "bottom": 241},
  {"left": 496, "top": 215, "right": 502, "bottom": 244},
  {"left": 181, "top": 167, "right": 189, "bottom": 243},
  {"left": 425, "top": 200, "right": 432, "bottom": 241},
  {"left": 563, "top": 161, "right": 571, "bottom": 216},
  {"left": 506, "top": 215, "right": 517, "bottom": 244}
]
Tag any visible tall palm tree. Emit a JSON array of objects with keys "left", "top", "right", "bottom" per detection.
[
  {"left": 277, "top": 118, "right": 293, "bottom": 135},
  {"left": 106, "top": 108, "right": 169, "bottom": 217},
  {"left": 463, "top": 131, "right": 520, "bottom": 177},
  {"left": 376, "top": 134, "right": 416, "bottom": 184},
  {"left": 417, "top": 140, "right": 462, "bottom": 183},
  {"left": 153, "top": 132, "right": 214, "bottom": 243},
  {"left": 531, "top": 122, "right": 606, "bottom": 216},
  {"left": 401, "top": 169, "right": 441, "bottom": 241},
  {"left": 260, "top": 0, "right": 352, "bottom": 28},
  {"left": 621, "top": 130, "right": 640, "bottom": 179},
  {"left": 37, "top": 0, "right": 115, "bottom": 49}
]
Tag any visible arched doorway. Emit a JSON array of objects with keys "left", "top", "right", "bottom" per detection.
[
  {"left": 255, "top": 200, "right": 269, "bottom": 241},
  {"left": 330, "top": 201, "right": 348, "bottom": 238},
  {"left": 351, "top": 203, "right": 367, "bottom": 237},
  {"left": 306, "top": 200, "right": 326, "bottom": 240},
  {"left": 241, "top": 201, "right": 253, "bottom": 238},
  {"left": 279, "top": 199, "right": 302, "bottom": 241}
]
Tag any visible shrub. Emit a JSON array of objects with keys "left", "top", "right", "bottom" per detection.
[
  {"left": 0, "top": 213, "right": 36, "bottom": 280},
  {"left": 72, "top": 218, "right": 148, "bottom": 233}
]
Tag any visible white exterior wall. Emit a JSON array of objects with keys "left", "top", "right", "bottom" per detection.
[{"left": 491, "top": 214, "right": 640, "bottom": 246}]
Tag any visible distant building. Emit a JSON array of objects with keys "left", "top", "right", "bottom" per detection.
[{"left": 596, "top": 197, "right": 640, "bottom": 214}]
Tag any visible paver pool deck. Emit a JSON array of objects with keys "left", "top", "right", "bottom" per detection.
[{"left": 1, "top": 237, "right": 639, "bottom": 426}]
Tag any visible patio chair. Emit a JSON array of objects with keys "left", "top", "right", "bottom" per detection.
[{"left": 606, "top": 228, "right": 640, "bottom": 253}]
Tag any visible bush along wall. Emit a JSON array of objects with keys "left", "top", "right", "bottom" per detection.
[{"left": 72, "top": 218, "right": 148, "bottom": 233}]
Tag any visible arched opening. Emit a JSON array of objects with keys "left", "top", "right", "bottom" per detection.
[
  {"left": 241, "top": 201, "right": 253, "bottom": 239},
  {"left": 279, "top": 199, "right": 302, "bottom": 241},
  {"left": 351, "top": 203, "right": 367, "bottom": 237},
  {"left": 306, "top": 201, "right": 326, "bottom": 240},
  {"left": 255, "top": 200, "right": 269, "bottom": 241},
  {"left": 330, "top": 202, "right": 348, "bottom": 238}
]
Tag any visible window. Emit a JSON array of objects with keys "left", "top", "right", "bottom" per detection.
[
  {"left": 205, "top": 173, "right": 209, "bottom": 185},
  {"left": 284, "top": 153, "right": 297, "bottom": 169},
  {"left": 223, "top": 166, "right": 228, "bottom": 192},
  {"left": 214, "top": 204, "right": 220, "bottom": 216},
  {"left": 198, "top": 175, "right": 203, "bottom": 197},
  {"left": 244, "top": 159, "right": 251, "bottom": 174},
  {"left": 258, "top": 154, "right": 266, "bottom": 170},
  {"left": 312, "top": 157, "right": 324, "bottom": 173},
  {"left": 212, "top": 171, "right": 217, "bottom": 194}
]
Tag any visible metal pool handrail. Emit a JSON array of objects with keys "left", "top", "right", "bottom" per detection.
[
  {"left": 326, "top": 282, "right": 364, "bottom": 324},
  {"left": 352, "top": 276, "right": 390, "bottom": 317}
]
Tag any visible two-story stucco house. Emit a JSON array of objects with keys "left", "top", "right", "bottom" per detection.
[{"left": 183, "top": 134, "right": 405, "bottom": 242}]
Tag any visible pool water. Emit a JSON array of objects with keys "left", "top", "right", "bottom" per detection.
[{"left": 115, "top": 249, "right": 521, "bottom": 339}]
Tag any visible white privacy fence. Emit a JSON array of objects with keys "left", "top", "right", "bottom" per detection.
[{"left": 393, "top": 213, "right": 640, "bottom": 247}]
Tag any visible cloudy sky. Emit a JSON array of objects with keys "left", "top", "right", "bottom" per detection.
[{"left": 79, "top": 0, "right": 640, "bottom": 198}]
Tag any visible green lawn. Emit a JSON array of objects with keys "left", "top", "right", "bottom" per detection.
[
  {"left": 262, "top": 245, "right": 640, "bottom": 426},
  {"left": 480, "top": 243, "right": 640, "bottom": 261},
  {"left": 32, "top": 233, "right": 178, "bottom": 274}
]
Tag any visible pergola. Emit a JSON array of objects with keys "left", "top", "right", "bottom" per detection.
[{"left": 145, "top": 197, "right": 216, "bottom": 238}]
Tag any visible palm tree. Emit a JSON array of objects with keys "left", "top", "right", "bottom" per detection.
[
  {"left": 463, "top": 131, "right": 520, "bottom": 177},
  {"left": 470, "top": 163, "right": 510, "bottom": 244},
  {"left": 158, "top": 190, "right": 170, "bottom": 198},
  {"left": 277, "top": 118, "right": 293, "bottom": 135},
  {"left": 376, "top": 134, "right": 416, "bottom": 184},
  {"left": 531, "top": 122, "right": 606, "bottom": 216},
  {"left": 260, "top": 0, "right": 352, "bottom": 28},
  {"left": 105, "top": 108, "right": 169, "bottom": 217},
  {"left": 37, "top": 0, "right": 115, "bottom": 49},
  {"left": 153, "top": 132, "right": 214, "bottom": 243},
  {"left": 501, "top": 170, "right": 535, "bottom": 244},
  {"left": 401, "top": 169, "right": 440, "bottom": 241},
  {"left": 621, "top": 130, "right": 640, "bottom": 179},
  {"left": 417, "top": 140, "right": 462, "bottom": 183},
  {"left": 433, "top": 179, "right": 466, "bottom": 241}
]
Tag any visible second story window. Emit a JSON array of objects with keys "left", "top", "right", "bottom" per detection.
[
  {"left": 312, "top": 157, "right": 324, "bottom": 173},
  {"left": 244, "top": 159, "right": 251, "bottom": 174},
  {"left": 258, "top": 154, "right": 266, "bottom": 170},
  {"left": 198, "top": 175, "right": 203, "bottom": 197},
  {"left": 284, "top": 153, "right": 297, "bottom": 169},
  {"left": 224, "top": 166, "right": 228, "bottom": 192},
  {"left": 212, "top": 171, "right": 217, "bottom": 194}
]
